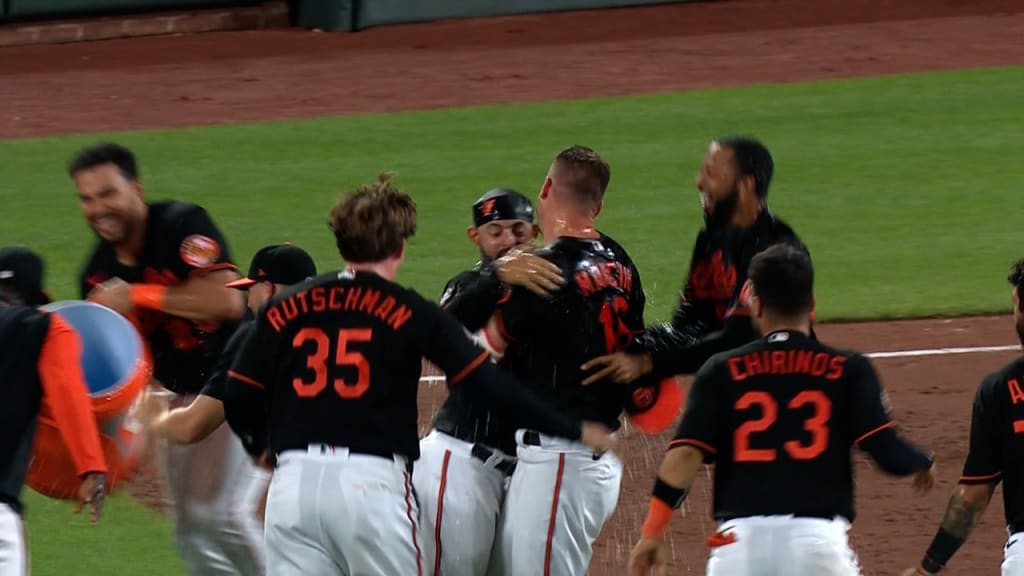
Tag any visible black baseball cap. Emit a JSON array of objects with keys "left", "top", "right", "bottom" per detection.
[
  {"left": 0, "top": 246, "right": 52, "bottom": 306},
  {"left": 472, "top": 188, "right": 535, "bottom": 228},
  {"left": 225, "top": 244, "right": 317, "bottom": 289}
]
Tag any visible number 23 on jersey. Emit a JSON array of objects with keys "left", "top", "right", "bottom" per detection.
[
  {"left": 733, "top": 390, "right": 832, "bottom": 462},
  {"left": 292, "top": 327, "right": 373, "bottom": 399}
]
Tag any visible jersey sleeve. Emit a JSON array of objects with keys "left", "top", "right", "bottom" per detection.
[
  {"left": 960, "top": 375, "right": 1004, "bottom": 484},
  {"left": 419, "top": 298, "right": 581, "bottom": 440},
  {"left": 439, "top": 268, "right": 504, "bottom": 332},
  {"left": 667, "top": 358, "right": 725, "bottom": 462},
  {"left": 223, "top": 310, "right": 278, "bottom": 456},
  {"left": 491, "top": 284, "right": 544, "bottom": 344},
  {"left": 165, "top": 204, "right": 237, "bottom": 281},
  {"left": 847, "top": 354, "right": 896, "bottom": 444},
  {"left": 37, "top": 315, "right": 109, "bottom": 477},
  {"left": 200, "top": 320, "right": 254, "bottom": 401}
]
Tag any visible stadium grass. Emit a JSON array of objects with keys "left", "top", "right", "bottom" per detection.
[{"left": 3, "top": 64, "right": 1023, "bottom": 574}]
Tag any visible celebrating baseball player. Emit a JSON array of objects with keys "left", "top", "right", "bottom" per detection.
[
  {"left": 415, "top": 188, "right": 565, "bottom": 575},
  {"left": 0, "top": 247, "right": 108, "bottom": 576},
  {"left": 221, "top": 172, "right": 613, "bottom": 576},
  {"left": 629, "top": 244, "right": 935, "bottom": 576},
  {"left": 582, "top": 136, "right": 812, "bottom": 384},
  {"left": 478, "top": 146, "right": 678, "bottom": 576},
  {"left": 901, "top": 260, "right": 1024, "bottom": 575},
  {"left": 69, "top": 142, "right": 256, "bottom": 576}
]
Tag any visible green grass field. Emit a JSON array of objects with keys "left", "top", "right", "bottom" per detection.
[{"left": 4, "top": 64, "right": 1023, "bottom": 575}]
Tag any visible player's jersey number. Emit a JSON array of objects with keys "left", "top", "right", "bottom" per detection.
[
  {"left": 598, "top": 294, "right": 632, "bottom": 353},
  {"left": 733, "top": 390, "right": 831, "bottom": 462},
  {"left": 291, "top": 327, "right": 373, "bottom": 399}
]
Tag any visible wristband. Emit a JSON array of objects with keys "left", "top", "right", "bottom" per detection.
[
  {"left": 130, "top": 284, "right": 168, "bottom": 310},
  {"left": 641, "top": 477, "right": 689, "bottom": 539},
  {"left": 921, "top": 528, "right": 965, "bottom": 573}
]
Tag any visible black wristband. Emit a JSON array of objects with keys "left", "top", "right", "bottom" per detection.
[
  {"left": 652, "top": 476, "right": 689, "bottom": 509},
  {"left": 921, "top": 528, "right": 965, "bottom": 573}
]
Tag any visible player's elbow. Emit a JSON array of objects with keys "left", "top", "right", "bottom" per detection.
[
  {"left": 213, "top": 287, "right": 246, "bottom": 321},
  {"left": 957, "top": 482, "right": 997, "bottom": 508}
]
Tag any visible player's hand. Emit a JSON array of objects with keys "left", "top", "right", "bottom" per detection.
[
  {"left": 628, "top": 536, "right": 669, "bottom": 576},
  {"left": 74, "top": 472, "right": 107, "bottom": 524},
  {"left": 579, "top": 422, "right": 615, "bottom": 453},
  {"left": 495, "top": 250, "right": 564, "bottom": 296},
  {"left": 132, "top": 385, "right": 172, "bottom": 428},
  {"left": 580, "top": 352, "right": 653, "bottom": 385},
  {"left": 88, "top": 277, "right": 135, "bottom": 316},
  {"left": 913, "top": 462, "right": 936, "bottom": 494},
  {"left": 899, "top": 567, "right": 934, "bottom": 576}
]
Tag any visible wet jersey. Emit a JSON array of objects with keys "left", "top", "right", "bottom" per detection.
[
  {"left": 493, "top": 233, "right": 646, "bottom": 431},
  {"left": 79, "top": 200, "right": 238, "bottom": 394},
  {"left": 640, "top": 209, "right": 810, "bottom": 376},
  {"left": 199, "top": 317, "right": 255, "bottom": 402},
  {"left": 671, "top": 330, "right": 895, "bottom": 523},
  {"left": 959, "top": 356, "right": 1024, "bottom": 530},
  {"left": 224, "top": 270, "right": 582, "bottom": 462}
]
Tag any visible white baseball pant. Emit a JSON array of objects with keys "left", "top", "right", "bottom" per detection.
[
  {"left": 490, "top": 430, "right": 622, "bottom": 576},
  {"left": 159, "top": 393, "right": 269, "bottom": 576},
  {"left": 1003, "top": 529, "right": 1024, "bottom": 575},
  {"left": 413, "top": 430, "right": 513, "bottom": 576},
  {"left": 265, "top": 445, "right": 423, "bottom": 576},
  {"left": 0, "top": 504, "right": 26, "bottom": 576},
  {"left": 705, "top": 515, "right": 861, "bottom": 576}
]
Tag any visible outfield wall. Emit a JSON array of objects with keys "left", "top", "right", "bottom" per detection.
[{"left": 0, "top": 0, "right": 697, "bottom": 31}]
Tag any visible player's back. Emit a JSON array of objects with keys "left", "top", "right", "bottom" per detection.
[
  {"left": 258, "top": 270, "right": 436, "bottom": 461},
  {"left": 497, "top": 233, "right": 644, "bottom": 430},
  {"left": 704, "top": 330, "right": 874, "bottom": 523}
]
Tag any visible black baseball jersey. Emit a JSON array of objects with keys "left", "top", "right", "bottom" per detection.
[
  {"left": 959, "top": 356, "right": 1024, "bottom": 529},
  {"left": 639, "top": 209, "right": 810, "bottom": 376},
  {"left": 672, "top": 330, "right": 896, "bottom": 523},
  {"left": 433, "top": 263, "right": 522, "bottom": 454},
  {"left": 493, "top": 233, "right": 646, "bottom": 431},
  {"left": 79, "top": 200, "right": 238, "bottom": 394},
  {"left": 223, "top": 270, "right": 582, "bottom": 462},
  {"left": 199, "top": 317, "right": 255, "bottom": 401}
]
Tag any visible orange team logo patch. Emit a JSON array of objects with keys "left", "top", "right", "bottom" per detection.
[
  {"left": 481, "top": 199, "right": 497, "bottom": 216},
  {"left": 631, "top": 387, "right": 655, "bottom": 410},
  {"left": 179, "top": 235, "right": 221, "bottom": 268}
]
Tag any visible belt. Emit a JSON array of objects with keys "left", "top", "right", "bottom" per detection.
[
  {"left": 1010, "top": 522, "right": 1022, "bottom": 536},
  {"left": 305, "top": 444, "right": 414, "bottom": 474},
  {"left": 471, "top": 443, "right": 516, "bottom": 476},
  {"left": 522, "top": 430, "right": 601, "bottom": 461}
]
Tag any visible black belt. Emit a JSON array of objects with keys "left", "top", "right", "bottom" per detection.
[
  {"left": 471, "top": 443, "right": 516, "bottom": 476},
  {"left": 1010, "top": 522, "right": 1022, "bottom": 535},
  {"left": 522, "top": 430, "right": 601, "bottom": 461},
  {"left": 306, "top": 444, "right": 414, "bottom": 474}
]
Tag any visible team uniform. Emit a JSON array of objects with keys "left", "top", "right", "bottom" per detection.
[
  {"left": 638, "top": 209, "right": 811, "bottom": 376},
  {"left": 223, "top": 269, "right": 585, "bottom": 576},
  {"left": 672, "top": 330, "right": 932, "bottom": 575},
  {"left": 415, "top": 262, "right": 520, "bottom": 576},
  {"left": 487, "top": 233, "right": 646, "bottom": 576},
  {"left": 0, "top": 299, "right": 107, "bottom": 576},
  {"left": 955, "top": 357, "right": 1024, "bottom": 574},
  {"left": 79, "top": 200, "right": 264, "bottom": 576}
]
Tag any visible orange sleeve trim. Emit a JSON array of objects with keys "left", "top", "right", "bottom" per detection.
[
  {"left": 641, "top": 498, "right": 673, "bottom": 539},
  {"left": 493, "top": 310, "right": 514, "bottom": 343},
  {"left": 960, "top": 472, "right": 1002, "bottom": 483},
  {"left": 450, "top": 351, "right": 489, "bottom": 385},
  {"left": 669, "top": 438, "right": 717, "bottom": 455},
  {"left": 130, "top": 284, "right": 168, "bottom": 310},
  {"left": 855, "top": 421, "right": 895, "bottom": 445},
  {"left": 37, "top": 316, "right": 109, "bottom": 476},
  {"left": 227, "top": 370, "right": 265, "bottom": 390},
  {"left": 187, "top": 262, "right": 238, "bottom": 279},
  {"left": 482, "top": 327, "right": 505, "bottom": 355}
]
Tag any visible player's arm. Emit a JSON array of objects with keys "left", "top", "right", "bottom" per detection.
[
  {"left": 630, "top": 362, "right": 721, "bottom": 575},
  {"left": 908, "top": 377, "right": 1002, "bottom": 575},
  {"left": 848, "top": 355, "right": 935, "bottom": 477},
  {"left": 223, "top": 313, "right": 277, "bottom": 457},
  {"left": 476, "top": 282, "right": 543, "bottom": 361},
  {"left": 439, "top": 271, "right": 504, "bottom": 332},
  {"left": 37, "top": 315, "right": 109, "bottom": 522}
]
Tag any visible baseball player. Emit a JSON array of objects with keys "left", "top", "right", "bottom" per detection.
[
  {"left": 69, "top": 142, "right": 255, "bottom": 576},
  {"left": 416, "top": 188, "right": 565, "bottom": 576},
  {"left": 478, "top": 146, "right": 677, "bottom": 576},
  {"left": 901, "top": 260, "right": 1024, "bottom": 576},
  {"left": 629, "top": 244, "right": 935, "bottom": 576},
  {"left": 221, "top": 172, "right": 613, "bottom": 576},
  {"left": 0, "top": 246, "right": 107, "bottom": 576},
  {"left": 582, "top": 136, "right": 813, "bottom": 385}
]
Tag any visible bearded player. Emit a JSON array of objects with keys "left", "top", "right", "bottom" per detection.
[
  {"left": 630, "top": 244, "right": 934, "bottom": 576},
  {"left": 479, "top": 146, "right": 681, "bottom": 576},
  {"left": 583, "top": 136, "right": 812, "bottom": 385},
  {"left": 221, "top": 172, "right": 613, "bottom": 576},
  {"left": 70, "top": 143, "right": 258, "bottom": 576},
  {"left": 902, "top": 260, "right": 1024, "bottom": 576},
  {"left": 415, "top": 188, "right": 565, "bottom": 575}
]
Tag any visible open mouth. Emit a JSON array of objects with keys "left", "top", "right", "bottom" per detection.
[{"left": 92, "top": 215, "right": 122, "bottom": 237}]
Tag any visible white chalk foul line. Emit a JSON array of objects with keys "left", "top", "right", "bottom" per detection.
[{"left": 418, "top": 344, "right": 1021, "bottom": 382}]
